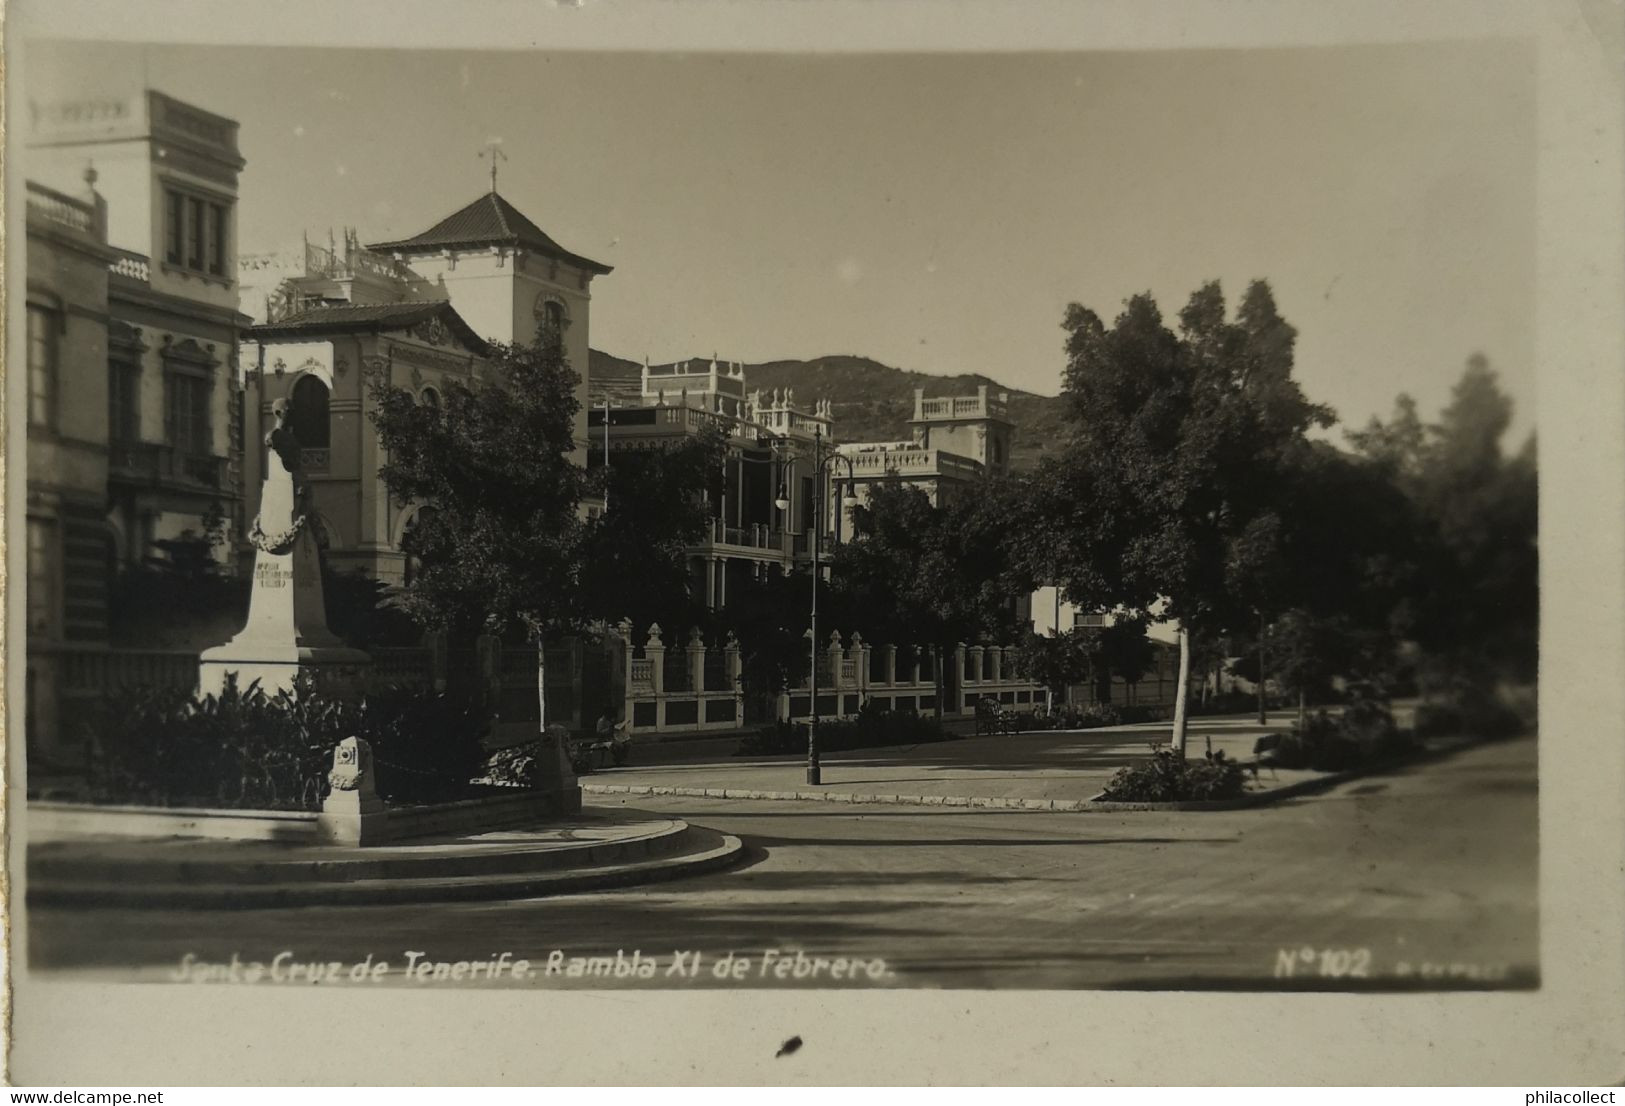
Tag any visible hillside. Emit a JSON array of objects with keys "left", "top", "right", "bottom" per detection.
[{"left": 588, "top": 350, "right": 1070, "bottom": 470}]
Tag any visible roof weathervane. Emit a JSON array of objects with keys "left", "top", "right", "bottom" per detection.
[{"left": 478, "top": 138, "right": 508, "bottom": 193}]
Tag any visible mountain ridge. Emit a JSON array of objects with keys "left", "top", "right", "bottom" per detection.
[{"left": 588, "top": 349, "right": 1070, "bottom": 470}]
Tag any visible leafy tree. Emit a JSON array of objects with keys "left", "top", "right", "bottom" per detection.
[
  {"left": 1349, "top": 355, "right": 1537, "bottom": 693},
  {"left": 1037, "top": 280, "right": 1334, "bottom": 752},
  {"left": 1097, "top": 614, "right": 1157, "bottom": 705},
  {"left": 368, "top": 337, "right": 585, "bottom": 782},
  {"left": 579, "top": 427, "right": 727, "bottom": 630},
  {"left": 1013, "top": 628, "right": 1092, "bottom": 712},
  {"left": 707, "top": 567, "right": 817, "bottom": 709},
  {"left": 831, "top": 477, "right": 1027, "bottom": 716}
]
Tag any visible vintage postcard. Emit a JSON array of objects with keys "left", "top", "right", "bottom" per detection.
[{"left": 5, "top": 0, "right": 1622, "bottom": 1087}]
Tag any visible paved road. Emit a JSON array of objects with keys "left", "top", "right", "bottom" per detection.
[
  {"left": 591, "top": 712, "right": 1319, "bottom": 803},
  {"left": 27, "top": 735, "right": 1536, "bottom": 991}
]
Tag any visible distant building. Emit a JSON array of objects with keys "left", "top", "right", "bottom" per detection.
[
  {"left": 1030, "top": 586, "right": 1110, "bottom": 636},
  {"left": 835, "top": 384, "right": 1016, "bottom": 533},
  {"left": 588, "top": 357, "right": 834, "bottom": 608}
]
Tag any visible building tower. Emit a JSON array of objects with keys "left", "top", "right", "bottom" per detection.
[
  {"left": 908, "top": 384, "right": 1016, "bottom": 476},
  {"left": 366, "top": 192, "right": 613, "bottom": 465}
]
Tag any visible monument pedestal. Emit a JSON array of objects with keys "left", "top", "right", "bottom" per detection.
[{"left": 199, "top": 522, "right": 370, "bottom": 699}]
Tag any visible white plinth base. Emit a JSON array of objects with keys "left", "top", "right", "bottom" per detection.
[
  {"left": 316, "top": 789, "right": 388, "bottom": 846},
  {"left": 198, "top": 644, "right": 373, "bottom": 699}
]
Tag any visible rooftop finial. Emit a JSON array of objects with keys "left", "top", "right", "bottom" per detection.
[{"left": 478, "top": 138, "right": 507, "bottom": 193}]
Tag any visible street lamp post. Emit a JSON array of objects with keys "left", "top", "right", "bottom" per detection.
[{"left": 775, "top": 427, "right": 853, "bottom": 786}]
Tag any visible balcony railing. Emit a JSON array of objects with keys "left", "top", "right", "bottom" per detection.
[
  {"left": 844, "top": 448, "right": 985, "bottom": 480},
  {"left": 108, "top": 441, "right": 228, "bottom": 490},
  {"left": 109, "top": 247, "right": 151, "bottom": 284},
  {"left": 25, "top": 182, "right": 96, "bottom": 235},
  {"left": 706, "top": 519, "right": 785, "bottom": 550},
  {"left": 917, "top": 392, "right": 1008, "bottom": 421}
]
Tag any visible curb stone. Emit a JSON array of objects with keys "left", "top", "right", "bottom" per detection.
[
  {"left": 582, "top": 735, "right": 1493, "bottom": 813},
  {"left": 29, "top": 832, "right": 747, "bottom": 909}
]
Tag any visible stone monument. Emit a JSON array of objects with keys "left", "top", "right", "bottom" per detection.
[{"left": 199, "top": 400, "right": 371, "bottom": 697}]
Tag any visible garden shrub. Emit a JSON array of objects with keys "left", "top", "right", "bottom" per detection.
[
  {"left": 83, "top": 675, "right": 488, "bottom": 810},
  {"left": 481, "top": 743, "right": 547, "bottom": 789},
  {"left": 1263, "top": 684, "right": 1410, "bottom": 771},
  {"left": 737, "top": 701, "right": 947, "bottom": 756},
  {"left": 1099, "top": 745, "right": 1249, "bottom": 802},
  {"left": 1078, "top": 703, "right": 1123, "bottom": 728},
  {"left": 1117, "top": 703, "right": 1174, "bottom": 724}
]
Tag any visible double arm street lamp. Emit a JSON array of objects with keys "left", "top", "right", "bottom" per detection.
[{"left": 774, "top": 427, "right": 854, "bottom": 786}]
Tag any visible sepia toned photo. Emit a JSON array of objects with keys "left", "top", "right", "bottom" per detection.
[{"left": 5, "top": 0, "right": 1622, "bottom": 1088}]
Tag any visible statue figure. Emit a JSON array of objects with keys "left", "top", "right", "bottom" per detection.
[
  {"left": 266, "top": 397, "right": 302, "bottom": 475},
  {"left": 250, "top": 399, "right": 307, "bottom": 555}
]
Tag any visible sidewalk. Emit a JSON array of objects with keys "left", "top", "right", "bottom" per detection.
[{"left": 588, "top": 711, "right": 1325, "bottom": 808}]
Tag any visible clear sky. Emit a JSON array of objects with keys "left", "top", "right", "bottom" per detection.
[{"left": 25, "top": 39, "right": 1537, "bottom": 442}]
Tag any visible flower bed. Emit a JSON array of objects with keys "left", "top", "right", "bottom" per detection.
[
  {"left": 81, "top": 675, "right": 492, "bottom": 811},
  {"left": 1098, "top": 745, "right": 1251, "bottom": 803}
]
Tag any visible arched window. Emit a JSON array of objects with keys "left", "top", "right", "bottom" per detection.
[
  {"left": 420, "top": 386, "right": 441, "bottom": 409},
  {"left": 288, "top": 375, "right": 330, "bottom": 448},
  {"left": 535, "top": 293, "right": 568, "bottom": 349}
]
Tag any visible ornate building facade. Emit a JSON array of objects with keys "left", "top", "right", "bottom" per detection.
[
  {"left": 26, "top": 90, "right": 250, "bottom": 575},
  {"left": 238, "top": 191, "right": 614, "bottom": 582}
]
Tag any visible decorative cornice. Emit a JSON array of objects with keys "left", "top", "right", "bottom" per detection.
[{"left": 386, "top": 340, "right": 477, "bottom": 376}]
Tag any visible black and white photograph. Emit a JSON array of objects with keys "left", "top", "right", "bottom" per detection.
[{"left": 5, "top": 0, "right": 1622, "bottom": 1088}]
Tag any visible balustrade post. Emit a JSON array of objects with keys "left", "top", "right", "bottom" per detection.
[
  {"left": 725, "top": 630, "right": 743, "bottom": 728},
  {"left": 988, "top": 644, "right": 1003, "bottom": 684},
  {"left": 687, "top": 626, "right": 707, "bottom": 693},
  {"left": 968, "top": 644, "right": 985, "bottom": 685},
  {"left": 617, "top": 617, "right": 636, "bottom": 730},
  {"left": 645, "top": 624, "right": 666, "bottom": 730},
  {"left": 827, "top": 631, "right": 845, "bottom": 693},
  {"left": 882, "top": 643, "right": 898, "bottom": 687},
  {"left": 852, "top": 631, "right": 869, "bottom": 701}
]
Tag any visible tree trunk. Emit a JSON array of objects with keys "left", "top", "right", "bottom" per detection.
[
  {"left": 1170, "top": 625, "right": 1191, "bottom": 755},
  {"left": 534, "top": 627, "right": 576, "bottom": 791},
  {"left": 536, "top": 628, "right": 548, "bottom": 731},
  {"left": 1256, "top": 611, "right": 1268, "bottom": 725},
  {"left": 933, "top": 644, "right": 946, "bottom": 724}
]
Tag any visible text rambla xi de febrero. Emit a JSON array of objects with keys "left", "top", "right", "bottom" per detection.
[{"left": 172, "top": 948, "right": 894, "bottom": 984}]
